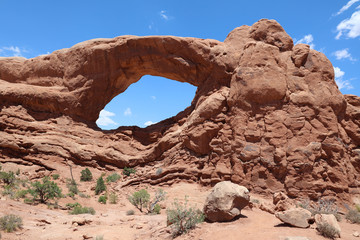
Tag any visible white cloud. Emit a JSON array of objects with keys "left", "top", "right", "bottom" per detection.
[
  {"left": 336, "top": 10, "right": 360, "bottom": 39},
  {"left": 124, "top": 107, "right": 132, "bottom": 116},
  {"left": 333, "top": 48, "right": 356, "bottom": 61},
  {"left": 144, "top": 121, "right": 156, "bottom": 126},
  {"left": 334, "top": 66, "right": 353, "bottom": 90},
  {"left": 335, "top": 0, "right": 360, "bottom": 15},
  {"left": 159, "top": 10, "right": 169, "bottom": 20},
  {"left": 151, "top": 96, "right": 156, "bottom": 100},
  {"left": 295, "top": 34, "right": 315, "bottom": 49},
  {"left": 0, "top": 46, "right": 24, "bottom": 57},
  {"left": 96, "top": 110, "right": 117, "bottom": 126}
]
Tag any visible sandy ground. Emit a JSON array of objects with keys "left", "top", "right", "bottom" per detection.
[{"left": 0, "top": 163, "right": 359, "bottom": 240}]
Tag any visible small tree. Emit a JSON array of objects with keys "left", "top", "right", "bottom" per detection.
[
  {"left": 128, "top": 189, "right": 150, "bottom": 212},
  {"left": 80, "top": 168, "right": 93, "bottom": 181},
  {"left": 128, "top": 189, "right": 166, "bottom": 214},
  {"left": 95, "top": 176, "right": 106, "bottom": 195},
  {"left": 28, "top": 177, "right": 62, "bottom": 203},
  {"left": 67, "top": 178, "right": 79, "bottom": 195}
]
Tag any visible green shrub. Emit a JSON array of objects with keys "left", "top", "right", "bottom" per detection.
[
  {"left": 356, "top": 204, "right": 360, "bottom": 212},
  {"left": 0, "top": 171, "right": 16, "bottom": 186},
  {"left": 98, "top": 195, "right": 107, "bottom": 204},
  {"left": 95, "top": 177, "right": 106, "bottom": 195},
  {"left": 15, "top": 189, "right": 28, "bottom": 199},
  {"left": 346, "top": 209, "right": 360, "bottom": 224},
  {"left": 1, "top": 185, "right": 15, "bottom": 198},
  {"left": 106, "top": 173, "right": 121, "bottom": 183},
  {"left": 128, "top": 189, "right": 150, "bottom": 212},
  {"left": 28, "top": 176, "right": 62, "bottom": 203},
  {"left": 52, "top": 174, "right": 60, "bottom": 180},
  {"left": 109, "top": 192, "right": 118, "bottom": 204},
  {"left": 79, "top": 192, "right": 90, "bottom": 198},
  {"left": 66, "top": 179, "right": 79, "bottom": 195},
  {"left": 66, "top": 202, "right": 81, "bottom": 209},
  {"left": 126, "top": 210, "right": 135, "bottom": 215},
  {"left": 166, "top": 197, "right": 204, "bottom": 237},
  {"left": 0, "top": 214, "right": 23, "bottom": 232},
  {"left": 153, "top": 204, "right": 161, "bottom": 214},
  {"left": 15, "top": 169, "right": 20, "bottom": 176},
  {"left": 317, "top": 222, "right": 339, "bottom": 239},
  {"left": 123, "top": 167, "right": 136, "bottom": 176},
  {"left": 69, "top": 205, "right": 96, "bottom": 215},
  {"left": 80, "top": 168, "right": 93, "bottom": 181}
]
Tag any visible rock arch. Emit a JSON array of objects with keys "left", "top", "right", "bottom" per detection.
[{"left": 0, "top": 19, "right": 359, "bottom": 200}]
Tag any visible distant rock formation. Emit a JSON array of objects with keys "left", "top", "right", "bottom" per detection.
[{"left": 0, "top": 19, "right": 359, "bottom": 200}]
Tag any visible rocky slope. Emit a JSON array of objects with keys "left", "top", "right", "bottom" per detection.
[{"left": 0, "top": 19, "right": 359, "bottom": 200}]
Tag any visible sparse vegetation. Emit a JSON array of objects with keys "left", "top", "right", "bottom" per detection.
[
  {"left": 95, "top": 236, "right": 104, "bottom": 240},
  {"left": 317, "top": 222, "right": 339, "bottom": 239},
  {"left": 156, "top": 168, "right": 163, "bottom": 176},
  {"left": 66, "top": 178, "right": 79, "bottom": 195},
  {"left": 166, "top": 197, "right": 205, "bottom": 237},
  {"left": 346, "top": 209, "right": 360, "bottom": 224},
  {"left": 123, "top": 167, "right": 136, "bottom": 176},
  {"left": 153, "top": 204, "right": 161, "bottom": 215},
  {"left": 80, "top": 168, "right": 93, "bottom": 181},
  {"left": 109, "top": 192, "right": 118, "bottom": 204},
  {"left": 52, "top": 174, "right": 60, "bottom": 180},
  {"left": 0, "top": 214, "right": 23, "bottom": 232},
  {"left": 0, "top": 171, "right": 16, "bottom": 186},
  {"left": 69, "top": 204, "right": 96, "bottom": 215},
  {"left": 66, "top": 202, "right": 81, "bottom": 209},
  {"left": 98, "top": 195, "right": 107, "bottom": 204},
  {"left": 106, "top": 173, "right": 121, "bottom": 183},
  {"left": 14, "top": 189, "right": 28, "bottom": 199},
  {"left": 95, "top": 176, "right": 106, "bottom": 195},
  {"left": 126, "top": 210, "right": 135, "bottom": 215},
  {"left": 299, "top": 199, "right": 341, "bottom": 221},
  {"left": 28, "top": 176, "right": 62, "bottom": 203}
]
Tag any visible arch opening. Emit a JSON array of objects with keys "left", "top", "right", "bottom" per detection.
[{"left": 96, "top": 75, "right": 197, "bottom": 130}]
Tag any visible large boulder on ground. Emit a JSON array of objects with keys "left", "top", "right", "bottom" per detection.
[
  {"left": 275, "top": 208, "right": 312, "bottom": 228},
  {"left": 203, "top": 181, "right": 250, "bottom": 222},
  {"left": 315, "top": 214, "right": 341, "bottom": 238}
]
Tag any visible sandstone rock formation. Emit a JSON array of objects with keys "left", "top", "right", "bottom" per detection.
[
  {"left": 203, "top": 181, "right": 250, "bottom": 222},
  {"left": 275, "top": 208, "right": 312, "bottom": 228},
  {"left": 0, "top": 19, "right": 359, "bottom": 200}
]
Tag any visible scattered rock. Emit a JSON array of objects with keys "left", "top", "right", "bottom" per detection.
[
  {"left": 273, "top": 192, "right": 293, "bottom": 212},
  {"left": 82, "top": 234, "right": 92, "bottom": 239},
  {"left": 71, "top": 217, "right": 91, "bottom": 226},
  {"left": 260, "top": 202, "right": 275, "bottom": 214},
  {"left": 353, "top": 231, "right": 359, "bottom": 237},
  {"left": 203, "top": 181, "right": 250, "bottom": 222},
  {"left": 275, "top": 208, "right": 312, "bottom": 228},
  {"left": 315, "top": 214, "right": 341, "bottom": 238}
]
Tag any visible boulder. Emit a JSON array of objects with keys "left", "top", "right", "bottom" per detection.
[
  {"left": 203, "top": 181, "right": 250, "bottom": 222},
  {"left": 315, "top": 214, "right": 341, "bottom": 238},
  {"left": 275, "top": 208, "right": 312, "bottom": 228}
]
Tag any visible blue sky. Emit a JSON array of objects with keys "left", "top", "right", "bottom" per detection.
[{"left": 0, "top": 1, "right": 359, "bottom": 129}]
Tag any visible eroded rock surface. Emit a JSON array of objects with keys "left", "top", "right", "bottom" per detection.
[{"left": 0, "top": 19, "right": 359, "bottom": 200}]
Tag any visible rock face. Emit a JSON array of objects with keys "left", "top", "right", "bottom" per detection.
[
  {"left": 203, "top": 181, "right": 250, "bottom": 222},
  {"left": 275, "top": 208, "right": 312, "bottom": 228},
  {"left": 0, "top": 19, "right": 359, "bottom": 200}
]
